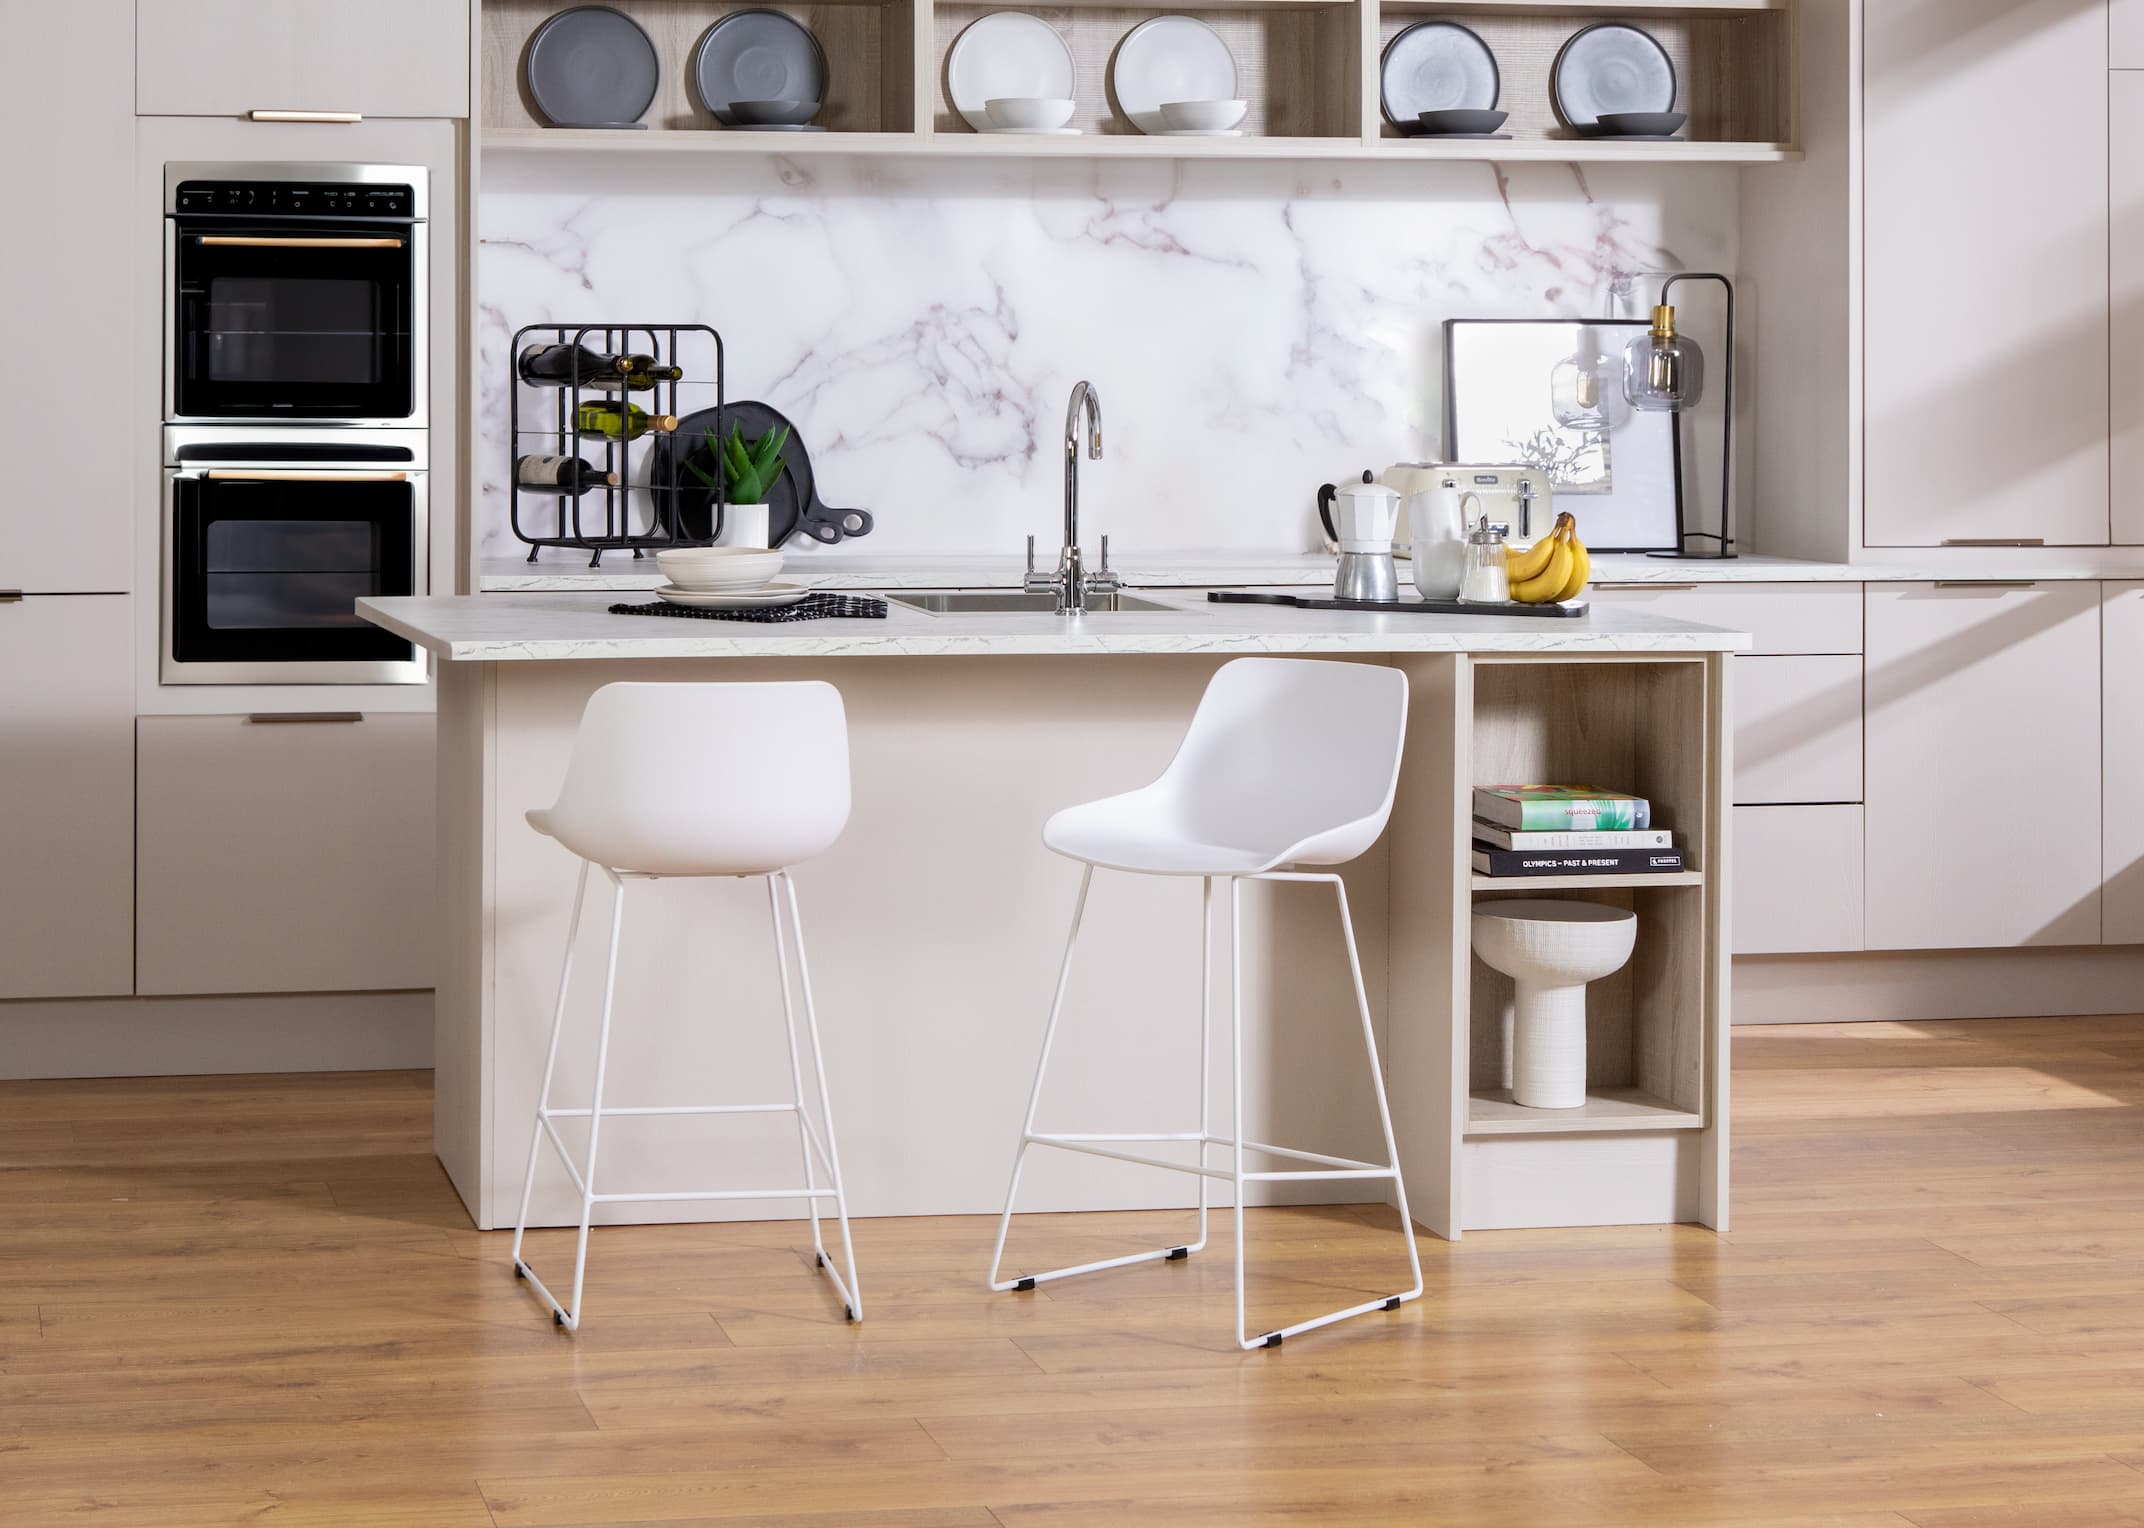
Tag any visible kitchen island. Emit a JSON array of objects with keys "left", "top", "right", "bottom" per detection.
[{"left": 362, "top": 589, "right": 1748, "bottom": 1241}]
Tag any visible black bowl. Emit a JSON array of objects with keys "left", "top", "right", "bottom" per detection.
[
  {"left": 1585, "top": 110, "right": 1687, "bottom": 138},
  {"left": 722, "top": 98, "right": 821, "bottom": 126},
  {"left": 1418, "top": 108, "right": 1508, "bottom": 136}
]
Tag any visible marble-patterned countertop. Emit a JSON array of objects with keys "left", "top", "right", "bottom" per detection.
[
  {"left": 477, "top": 550, "right": 2144, "bottom": 594},
  {"left": 361, "top": 589, "right": 1751, "bottom": 663}
]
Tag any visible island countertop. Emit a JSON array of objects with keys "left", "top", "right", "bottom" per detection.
[{"left": 359, "top": 589, "right": 1752, "bottom": 662}]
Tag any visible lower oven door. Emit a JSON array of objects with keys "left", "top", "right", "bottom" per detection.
[{"left": 164, "top": 466, "right": 428, "bottom": 685}]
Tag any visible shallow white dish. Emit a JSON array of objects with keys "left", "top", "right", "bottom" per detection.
[
  {"left": 1153, "top": 127, "right": 1242, "bottom": 137},
  {"left": 948, "top": 13, "right": 1076, "bottom": 133},
  {"left": 654, "top": 581, "right": 811, "bottom": 609},
  {"left": 978, "top": 125, "right": 1083, "bottom": 135},
  {"left": 1158, "top": 97, "right": 1245, "bottom": 132},
  {"left": 1112, "top": 16, "right": 1237, "bottom": 135},
  {"left": 985, "top": 95, "right": 1075, "bottom": 130}
]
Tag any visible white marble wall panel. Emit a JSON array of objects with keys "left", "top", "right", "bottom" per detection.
[{"left": 477, "top": 154, "right": 1736, "bottom": 563}]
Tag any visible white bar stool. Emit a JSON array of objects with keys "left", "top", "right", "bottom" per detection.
[
  {"left": 987, "top": 656, "right": 1424, "bottom": 1349},
  {"left": 510, "top": 680, "right": 861, "bottom": 1332}
]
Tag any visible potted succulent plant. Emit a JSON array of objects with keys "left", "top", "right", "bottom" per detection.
[{"left": 686, "top": 422, "right": 788, "bottom": 505}]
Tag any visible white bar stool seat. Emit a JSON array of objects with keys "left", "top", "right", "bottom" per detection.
[
  {"left": 989, "top": 656, "right": 1425, "bottom": 1349},
  {"left": 510, "top": 680, "right": 862, "bottom": 1332}
]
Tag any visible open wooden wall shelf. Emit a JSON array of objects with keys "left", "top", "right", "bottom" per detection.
[{"left": 478, "top": 0, "right": 1799, "bottom": 165}]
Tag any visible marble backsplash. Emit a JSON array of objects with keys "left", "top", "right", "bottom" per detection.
[{"left": 476, "top": 153, "right": 1737, "bottom": 563}]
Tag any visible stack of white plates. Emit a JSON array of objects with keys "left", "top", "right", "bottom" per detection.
[{"left": 652, "top": 547, "right": 809, "bottom": 608}]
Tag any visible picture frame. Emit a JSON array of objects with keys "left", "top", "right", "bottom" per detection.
[{"left": 1443, "top": 318, "right": 1681, "bottom": 553}]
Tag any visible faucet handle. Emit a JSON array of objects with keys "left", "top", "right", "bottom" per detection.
[
  {"left": 1089, "top": 533, "right": 1124, "bottom": 592},
  {"left": 1023, "top": 534, "right": 1057, "bottom": 594},
  {"left": 1026, "top": 534, "right": 1035, "bottom": 575}
]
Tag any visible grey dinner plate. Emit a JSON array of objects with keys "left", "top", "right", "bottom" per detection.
[
  {"left": 1552, "top": 23, "right": 1676, "bottom": 129},
  {"left": 1380, "top": 20, "right": 1499, "bottom": 127},
  {"left": 692, "top": 10, "right": 829, "bottom": 118},
  {"left": 524, "top": 5, "right": 660, "bottom": 128}
]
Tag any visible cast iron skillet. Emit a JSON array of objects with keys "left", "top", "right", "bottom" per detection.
[{"left": 651, "top": 401, "right": 875, "bottom": 547}]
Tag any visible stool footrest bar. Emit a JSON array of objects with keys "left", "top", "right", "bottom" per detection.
[
  {"left": 588, "top": 1187, "right": 839, "bottom": 1204},
  {"left": 543, "top": 1103, "right": 799, "bottom": 1119}
]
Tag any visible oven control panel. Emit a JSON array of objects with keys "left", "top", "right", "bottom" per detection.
[{"left": 171, "top": 181, "right": 418, "bottom": 218}]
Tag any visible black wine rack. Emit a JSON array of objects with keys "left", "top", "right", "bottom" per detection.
[{"left": 507, "top": 322, "right": 725, "bottom": 565}]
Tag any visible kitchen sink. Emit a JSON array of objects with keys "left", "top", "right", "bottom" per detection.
[{"left": 889, "top": 591, "right": 1181, "bottom": 615}]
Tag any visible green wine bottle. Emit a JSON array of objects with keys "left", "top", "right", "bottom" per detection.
[{"left": 573, "top": 402, "right": 679, "bottom": 441}]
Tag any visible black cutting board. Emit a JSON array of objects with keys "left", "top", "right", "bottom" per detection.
[
  {"left": 651, "top": 401, "right": 875, "bottom": 548},
  {"left": 1208, "top": 591, "right": 1591, "bottom": 618}
]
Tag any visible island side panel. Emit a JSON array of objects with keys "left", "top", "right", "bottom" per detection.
[
  {"left": 480, "top": 654, "right": 1399, "bottom": 1230},
  {"left": 1701, "top": 651, "right": 1733, "bottom": 1231},
  {"left": 1385, "top": 655, "right": 1470, "bottom": 1240},
  {"left": 433, "top": 659, "right": 496, "bottom": 1221}
]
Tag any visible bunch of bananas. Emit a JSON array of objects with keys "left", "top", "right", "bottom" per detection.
[{"left": 1506, "top": 512, "right": 1591, "bottom": 605}]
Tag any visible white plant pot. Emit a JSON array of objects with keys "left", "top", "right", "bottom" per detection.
[
  {"left": 1470, "top": 899, "right": 1640, "bottom": 1110},
  {"left": 717, "top": 501, "right": 772, "bottom": 549}
]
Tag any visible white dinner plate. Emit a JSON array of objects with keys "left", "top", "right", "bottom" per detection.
[
  {"left": 947, "top": 13, "right": 1076, "bottom": 134},
  {"left": 654, "top": 581, "right": 812, "bottom": 609},
  {"left": 1110, "top": 16, "right": 1237, "bottom": 136}
]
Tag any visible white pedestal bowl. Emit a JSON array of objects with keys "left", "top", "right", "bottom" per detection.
[{"left": 1471, "top": 900, "right": 1639, "bottom": 1109}]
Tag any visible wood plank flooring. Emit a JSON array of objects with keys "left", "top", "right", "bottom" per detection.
[{"left": 5, "top": 1017, "right": 2144, "bottom": 1524}]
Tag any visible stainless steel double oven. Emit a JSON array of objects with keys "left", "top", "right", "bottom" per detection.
[{"left": 161, "top": 161, "right": 429, "bottom": 685}]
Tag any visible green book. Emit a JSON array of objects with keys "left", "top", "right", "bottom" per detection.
[{"left": 1473, "top": 785, "right": 1652, "bottom": 832}]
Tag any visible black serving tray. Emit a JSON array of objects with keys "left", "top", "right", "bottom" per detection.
[{"left": 1207, "top": 590, "right": 1591, "bottom": 618}]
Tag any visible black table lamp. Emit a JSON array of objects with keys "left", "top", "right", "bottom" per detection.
[{"left": 1623, "top": 272, "right": 1736, "bottom": 560}]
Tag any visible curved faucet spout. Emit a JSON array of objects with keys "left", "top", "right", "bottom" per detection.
[{"left": 1056, "top": 381, "right": 1104, "bottom": 612}]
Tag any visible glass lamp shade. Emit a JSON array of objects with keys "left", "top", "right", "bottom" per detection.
[
  {"left": 1624, "top": 305, "right": 1706, "bottom": 413},
  {"left": 1550, "top": 327, "right": 1633, "bottom": 432}
]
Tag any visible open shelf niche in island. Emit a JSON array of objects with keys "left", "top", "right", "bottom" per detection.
[
  {"left": 1384, "top": 651, "right": 1731, "bottom": 1239},
  {"left": 474, "top": 0, "right": 1800, "bottom": 164}
]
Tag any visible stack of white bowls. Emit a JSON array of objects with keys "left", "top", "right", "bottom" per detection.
[{"left": 656, "top": 546, "right": 784, "bottom": 591}]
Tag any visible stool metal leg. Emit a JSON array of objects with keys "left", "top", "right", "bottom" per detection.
[
  {"left": 511, "top": 857, "right": 589, "bottom": 1281},
  {"left": 775, "top": 870, "right": 863, "bottom": 1321},
  {"left": 768, "top": 878, "right": 826, "bottom": 1275},
  {"left": 514, "top": 866, "right": 628, "bottom": 1333},
  {"left": 991, "top": 868, "right": 1423, "bottom": 1349}
]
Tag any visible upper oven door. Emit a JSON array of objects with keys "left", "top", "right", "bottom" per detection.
[
  {"left": 168, "top": 217, "right": 423, "bottom": 425},
  {"left": 163, "top": 460, "right": 429, "bottom": 686}
]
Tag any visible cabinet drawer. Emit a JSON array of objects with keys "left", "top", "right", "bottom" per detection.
[
  {"left": 1735, "top": 805, "right": 1864, "bottom": 955},
  {"left": 1585, "top": 582, "right": 1862, "bottom": 655},
  {"left": 1735, "top": 655, "right": 1864, "bottom": 805},
  {"left": 137, "top": 713, "right": 437, "bottom": 995},
  {"left": 136, "top": 0, "right": 469, "bottom": 118},
  {"left": 2119, "top": 0, "right": 2144, "bottom": 68}
]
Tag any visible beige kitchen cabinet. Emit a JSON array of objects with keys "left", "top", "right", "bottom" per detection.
[
  {"left": 0, "top": 597, "right": 135, "bottom": 999},
  {"left": 0, "top": 2, "right": 133, "bottom": 591},
  {"left": 2115, "top": 76, "right": 2144, "bottom": 544},
  {"left": 1865, "top": 584, "right": 2102, "bottom": 950},
  {"left": 2118, "top": 0, "right": 2144, "bottom": 68},
  {"left": 1863, "top": 0, "right": 2109, "bottom": 547},
  {"left": 1736, "top": 805, "right": 1865, "bottom": 955},
  {"left": 1733, "top": 656, "right": 1864, "bottom": 806},
  {"left": 136, "top": 714, "right": 437, "bottom": 995},
  {"left": 2105, "top": 583, "right": 2144, "bottom": 943},
  {"left": 136, "top": 0, "right": 470, "bottom": 119}
]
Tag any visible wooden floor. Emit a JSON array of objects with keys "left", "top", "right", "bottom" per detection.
[{"left": 6, "top": 1019, "right": 2144, "bottom": 1525}]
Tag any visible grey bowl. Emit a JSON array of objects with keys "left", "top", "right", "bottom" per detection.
[
  {"left": 1585, "top": 110, "right": 1687, "bottom": 138},
  {"left": 725, "top": 98, "right": 821, "bottom": 126},
  {"left": 1418, "top": 108, "right": 1508, "bottom": 136}
]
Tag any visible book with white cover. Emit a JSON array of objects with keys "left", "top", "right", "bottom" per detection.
[{"left": 1471, "top": 819, "right": 1674, "bottom": 851}]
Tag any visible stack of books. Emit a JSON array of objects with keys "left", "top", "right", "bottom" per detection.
[{"left": 1471, "top": 785, "right": 1685, "bottom": 878}]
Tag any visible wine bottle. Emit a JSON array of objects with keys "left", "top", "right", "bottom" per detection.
[
  {"left": 574, "top": 402, "right": 678, "bottom": 441},
  {"left": 515, "top": 454, "right": 619, "bottom": 495},
  {"left": 519, "top": 343, "right": 684, "bottom": 390}
]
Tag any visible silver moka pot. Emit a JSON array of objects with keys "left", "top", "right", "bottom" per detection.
[{"left": 1317, "top": 472, "right": 1403, "bottom": 603}]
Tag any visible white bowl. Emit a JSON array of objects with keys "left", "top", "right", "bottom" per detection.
[
  {"left": 1158, "top": 98, "right": 1247, "bottom": 132},
  {"left": 656, "top": 546, "right": 784, "bottom": 590},
  {"left": 985, "top": 96, "right": 1076, "bottom": 131}
]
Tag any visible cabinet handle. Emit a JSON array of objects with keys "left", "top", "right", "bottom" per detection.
[
  {"left": 197, "top": 236, "right": 404, "bottom": 251},
  {"left": 1933, "top": 580, "right": 2037, "bottom": 589},
  {"left": 0, "top": 590, "right": 21, "bottom": 603},
  {"left": 248, "top": 109, "right": 362, "bottom": 123},
  {"left": 1942, "top": 537, "right": 2045, "bottom": 547},
  {"left": 247, "top": 712, "right": 364, "bottom": 724},
  {"left": 206, "top": 470, "right": 409, "bottom": 483}
]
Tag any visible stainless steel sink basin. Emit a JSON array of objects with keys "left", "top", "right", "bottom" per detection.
[{"left": 889, "top": 591, "right": 1180, "bottom": 615}]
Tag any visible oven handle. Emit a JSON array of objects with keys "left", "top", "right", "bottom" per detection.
[
  {"left": 202, "top": 470, "right": 410, "bottom": 483},
  {"left": 195, "top": 235, "right": 404, "bottom": 250}
]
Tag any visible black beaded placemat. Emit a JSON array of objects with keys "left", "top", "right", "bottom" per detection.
[{"left": 608, "top": 593, "right": 889, "bottom": 623}]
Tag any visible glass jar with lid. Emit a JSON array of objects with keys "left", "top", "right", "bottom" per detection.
[{"left": 1458, "top": 515, "right": 1511, "bottom": 604}]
